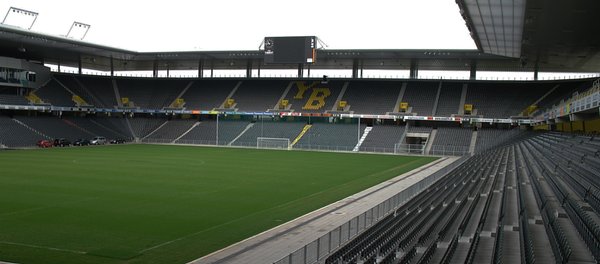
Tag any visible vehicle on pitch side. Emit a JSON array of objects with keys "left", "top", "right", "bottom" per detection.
[
  {"left": 73, "top": 139, "right": 91, "bottom": 146},
  {"left": 90, "top": 136, "right": 107, "bottom": 145},
  {"left": 37, "top": 139, "right": 53, "bottom": 148},
  {"left": 110, "top": 138, "right": 126, "bottom": 144},
  {"left": 53, "top": 138, "right": 71, "bottom": 147}
]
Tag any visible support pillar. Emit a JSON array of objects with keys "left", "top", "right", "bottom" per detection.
[
  {"left": 298, "top": 63, "right": 304, "bottom": 78},
  {"left": 246, "top": 60, "right": 252, "bottom": 78},
  {"left": 534, "top": 62, "right": 539, "bottom": 80},
  {"left": 470, "top": 60, "right": 477, "bottom": 80},
  {"left": 152, "top": 60, "right": 158, "bottom": 78},
  {"left": 110, "top": 56, "right": 114, "bottom": 77},
  {"left": 352, "top": 59, "right": 359, "bottom": 79},
  {"left": 198, "top": 59, "right": 204, "bottom": 78},
  {"left": 360, "top": 60, "right": 364, "bottom": 78},
  {"left": 78, "top": 56, "right": 82, "bottom": 75},
  {"left": 409, "top": 59, "right": 419, "bottom": 79}
]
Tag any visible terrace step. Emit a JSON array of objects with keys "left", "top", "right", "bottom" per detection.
[
  {"left": 141, "top": 120, "right": 169, "bottom": 140},
  {"left": 291, "top": 124, "right": 312, "bottom": 147},
  {"left": 173, "top": 122, "right": 201, "bottom": 143},
  {"left": 11, "top": 118, "right": 50, "bottom": 139},
  {"left": 353, "top": 126, "right": 373, "bottom": 152},
  {"left": 228, "top": 123, "right": 255, "bottom": 146}
]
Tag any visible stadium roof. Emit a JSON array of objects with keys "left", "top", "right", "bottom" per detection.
[
  {"left": 0, "top": 0, "right": 599, "bottom": 74},
  {"left": 457, "top": 0, "right": 600, "bottom": 71}
]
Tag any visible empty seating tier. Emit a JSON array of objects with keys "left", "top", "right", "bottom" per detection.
[
  {"left": 435, "top": 82, "right": 462, "bottom": 116},
  {"left": 180, "top": 80, "right": 239, "bottom": 110},
  {"left": 231, "top": 121, "right": 305, "bottom": 146},
  {"left": 233, "top": 80, "right": 288, "bottom": 112},
  {"left": 432, "top": 127, "right": 472, "bottom": 147},
  {"left": 117, "top": 79, "right": 188, "bottom": 109},
  {"left": 0, "top": 116, "right": 47, "bottom": 147},
  {"left": 465, "top": 83, "right": 549, "bottom": 118},
  {"left": 176, "top": 120, "right": 250, "bottom": 145},
  {"left": 283, "top": 81, "right": 344, "bottom": 113},
  {"left": 325, "top": 131, "right": 600, "bottom": 264},
  {"left": 294, "top": 122, "right": 365, "bottom": 151},
  {"left": 402, "top": 82, "right": 438, "bottom": 116},
  {"left": 127, "top": 117, "right": 167, "bottom": 139},
  {"left": 342, "top": 81, "right": 400, "bottom": 114},
  {"left": 65, "top": 117, "right": 131, "bottom": 140},
  {"left": 0, "top": 94, "right": 30, "bottom": 105},
  {"left": 34, "top": 79, "right": 74, "bottom": 106},
  {"left": 359, "top": 125, "right": 406, "bottom": 153},
  {"left": 144, "top": 119, "right": 198, "bottom": 142},
  {"left": 17, "top": 116, "right": 92, "bottom": 140},
  {"left": 8, "top": 75, "right": 592, "bottom": 120},
  {"left": 73, "top": 75, "right": 119, "bottom": 107}
]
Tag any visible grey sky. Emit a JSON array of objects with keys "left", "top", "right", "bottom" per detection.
[{"left": 1, "top": 0, "right": 476, "bottom": 51}]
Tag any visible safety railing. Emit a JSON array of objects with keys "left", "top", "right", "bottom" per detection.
[
  {"left": 272, "top": 155, "right": 470, "bottom": 264},
  {"left": 138, "top": 138, "right": 470, "bottom": 157}
]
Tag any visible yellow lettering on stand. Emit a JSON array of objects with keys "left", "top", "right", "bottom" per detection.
[
  {"left": 294, "top": 81, "right": 318, "bottom": 99},
  {"left": 302, "top": 88, "right": 331, "bottom": 110}
]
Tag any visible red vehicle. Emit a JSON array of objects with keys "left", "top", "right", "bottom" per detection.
[{"left": 37, "top": 140, "right": 53, "bottom": 148}]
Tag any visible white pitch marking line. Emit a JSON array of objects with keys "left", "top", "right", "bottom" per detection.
[
  {"left": 0, "top": 197, "right": 100, "bottom": 217},
  {"left": 0, "top": 241, "right": 86, "bottom": 255}
]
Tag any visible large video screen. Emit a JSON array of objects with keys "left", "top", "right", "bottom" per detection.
[{"left": 264, "top": 36, "right": 316, "bottom": 64}]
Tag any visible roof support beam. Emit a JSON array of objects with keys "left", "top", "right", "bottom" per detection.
[
  {"left": 152, "top": 60, "right": 158, "bottom": 78},
  {"left": 352, "top": 59, "right": 359, "bottom": 79},
  {"left": 246, "top": 60, "right": 252, "bottom": 78},
  {"left": 198, "top": 59, "right": 204, "bottom": 78},
  {"left": 409, "top": 59, "right": 419, "bottom": 79},
  {"left": 360, "top": 60, "right": 364, "bottom": 78},
  {"left": 470, "top": 60, "right": 477, "bottom": 80},
  {"left": 297, "top": 63, "right": 304, "bottom": 78}
]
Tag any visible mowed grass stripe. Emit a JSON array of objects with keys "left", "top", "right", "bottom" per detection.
[{"left": 0, "top": 145, "right": 437, "bottom": 264}]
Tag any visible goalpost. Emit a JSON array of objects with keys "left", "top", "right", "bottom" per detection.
[
  {"left": 394, "top": 143, "right": 425, "bottom": 155},
  {"left": 257, "top": 137, "right": 291, "bottom": 150}
]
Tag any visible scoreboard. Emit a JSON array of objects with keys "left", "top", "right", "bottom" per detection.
[{"left": 264, "top": 36, "right": 317, "bottom": 64}]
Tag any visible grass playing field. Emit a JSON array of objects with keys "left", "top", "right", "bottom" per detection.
[{"left": 0, "top": 144, "right": 437, "bottom": 264}]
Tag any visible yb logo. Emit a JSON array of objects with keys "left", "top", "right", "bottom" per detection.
[{"left": 293, "top": 82, "right": 331, "bottom": 110}]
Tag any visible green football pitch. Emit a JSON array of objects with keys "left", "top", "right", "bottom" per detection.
[{"left": 0, "top": 144, "right": 436, "bottom": 264}]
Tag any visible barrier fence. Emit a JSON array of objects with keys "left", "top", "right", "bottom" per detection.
[{"left": 139, "top": 138, "right": 470, "bottom": 157}]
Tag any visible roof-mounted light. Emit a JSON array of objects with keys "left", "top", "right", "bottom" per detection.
[
  {"left": 66, "top": 21, "right": 91, "bottom": 40},
  {"left": 2, "top": 7, "right": 39, "bottom": 30}
]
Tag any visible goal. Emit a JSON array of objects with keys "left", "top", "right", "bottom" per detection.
[
  {"left": 394, "top": 143, "right": 425, "bottom": 155},
  {"left": 257, "top": 137, "right": 291, "bottom": 150}
]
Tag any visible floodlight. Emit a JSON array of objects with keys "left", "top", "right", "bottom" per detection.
[
  {"left": 66, "top": 21, "right": 91, "bottom": 40},
  {"left": 2, "top": 7, "right": 39, "bottom": 29}
]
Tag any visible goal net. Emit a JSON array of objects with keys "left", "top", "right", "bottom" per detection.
[
  {"left": 394, "top": 143, "right": 425, "bottom": 155},
  {"left": 257, "top": 137, "right": 291, "bottom": 150}
]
